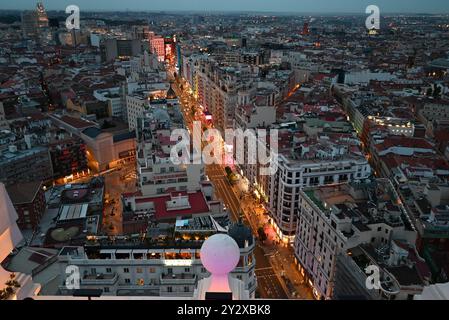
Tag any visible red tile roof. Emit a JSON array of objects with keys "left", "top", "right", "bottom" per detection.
[
  {"left": 60, "top": 116, "right": 95, "bottom": 129},
  {"left": 381, "top": 154, "right": 449, "bottom": 171},
  {"left": 135, "top": 191, "right": 210, "bottom": 220},
  {"left": 375, "top": 136, "right": 434, "bottom": 152}
]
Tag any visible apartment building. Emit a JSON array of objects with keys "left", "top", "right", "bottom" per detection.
[
  {"left": 0, "top": 145, "right": 52, "bottom": 186},
  {"left": 48, "top": 137, "right": 88, "bottom": 182},
  {"left": 150, "top": 36, "right": 165, "bottom": 62},
  {"left": 6, "top": 181, "right": 46, "bottom": 230},
  {"left": 126, "top": 89, "right": 175, "bottom": 131},
  {"left": 269, "top": 137, "right": 371, "bottom": 242},
  {"left": 57, "top": 218, "right": 256, "bottom": 298},
  {"left": 100, "top": 39, "right": 143, "bottom": 63},
  {"left": 294, "top": 179, "right": 429, "bottom": 300},
  {"left": 233, "top": 87, "right": 277, "bottom": 196},
  {"left": 195, "top": 60, "right": 239, "bottom": 133},
  {"left": 94, "top": 88, "right": 125, "bottom": 119},
  {"left": 135, "top": 106, "right": 205, "bottom": 196}
]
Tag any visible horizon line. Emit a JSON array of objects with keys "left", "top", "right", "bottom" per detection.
[{"left": 1, "top": 8, "right": 449, "bottom": 15}]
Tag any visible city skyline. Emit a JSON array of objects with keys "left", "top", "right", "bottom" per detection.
[
  {"left": 3, "top": 0, "right": 449, "bottom": 14},
  {"left": 1, "top": 0, "right": 449, "bottom": 304}
]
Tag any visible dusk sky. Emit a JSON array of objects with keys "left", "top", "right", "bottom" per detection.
[{"left": 3, "top": 0, "right": 449, "bottom": 13}]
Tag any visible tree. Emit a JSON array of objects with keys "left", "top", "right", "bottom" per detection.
[
  {"left": 433, "top": 85, "right": 442, "bottom": 98},
  {"left": 0, "top": 273, "right": 20, "bottom": 300},
  {"left": 258, "top": 227, "right": 267, "bottom": 242}
]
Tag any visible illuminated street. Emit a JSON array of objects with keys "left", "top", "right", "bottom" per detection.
[
  {"left": 101, "top": 162, "right": 138, "bottom": 235},
  {"left": 171, "top": 74, "right": 313, "bottom": 299},
  {"left": 2, "top": 2, "right": 446, "bottom": 304}
]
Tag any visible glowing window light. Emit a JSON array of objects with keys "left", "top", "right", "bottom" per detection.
[{"left": 164, "top": 259, "right": 193, "bottom": 267}]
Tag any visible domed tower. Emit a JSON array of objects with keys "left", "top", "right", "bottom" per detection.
[
  {"left": 228, "top": 219, "right": 254, "bottom": 249},
  {"left": 166, "top": 84, "right": 177, "bottom": 100}
]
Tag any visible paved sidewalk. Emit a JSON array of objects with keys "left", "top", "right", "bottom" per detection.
[{"left": 231, "top": 182, "right": 314, "bottom": 300}]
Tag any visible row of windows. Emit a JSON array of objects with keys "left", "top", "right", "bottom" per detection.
[
  {"left": 121, "top": 278, "right": 192, "bottom": 293},
  {"left": 122, "top": 267, "right": 203, "bottom": 274}
]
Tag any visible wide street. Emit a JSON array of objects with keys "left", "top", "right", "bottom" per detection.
[{"left": 170, "top": 73, "right": 313, "bottom": 299}]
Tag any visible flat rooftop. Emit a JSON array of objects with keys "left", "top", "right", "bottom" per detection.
[
  {"left": 58, "top": 204, "right": 88, "bottom": 222},
  {"left": 133, "top": 191, "right": 210, "bottom": 221}
]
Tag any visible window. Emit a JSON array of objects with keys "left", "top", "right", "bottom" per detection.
[
  {"left": 136, "top": 267, "right": 143, "bottom": 273},
  {"left": 149, "top": 267, "right": 156, "bottom": 273},
  {"left": 167, "top": 287, "right": 173, "bottom": 293},
  {"left": 184, "top": 286, "right": 190, "bottom": 293},
  {"left": 106, "top": 268, "right": 112, "bottom": 273},
  {"left": 184, "top": 268, "right": 190, "bottom": 273},
  {"left": 123, "top": 268, "right": 129, "bottom": 273},
  {"left": 137, "top": 279, "right": 144, "bottom": 286},
  {"left": 124, "top": 279, "right": 131, "bottom": 284},
  {"left": 104, "top": 287, "right": 110, "bottom": 293}
]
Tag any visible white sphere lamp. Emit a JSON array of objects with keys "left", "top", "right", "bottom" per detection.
[{"left": 200, "top": 233, "right": 240, "bottom": 293}]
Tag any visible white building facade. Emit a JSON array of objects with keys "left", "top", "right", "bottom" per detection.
[{"left": 269, "top": 154, "right": 372, "bottom": 242}]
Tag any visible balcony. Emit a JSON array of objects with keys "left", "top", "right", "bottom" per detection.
[
  {"left": 160, "top": 273, "right": 197, "bottom": 285},
  {"left": 152, "top": 171, "right": 188, "bottom": 180},
  {"left": 82, "top": 273, "right": 119, "bottom": 285}
]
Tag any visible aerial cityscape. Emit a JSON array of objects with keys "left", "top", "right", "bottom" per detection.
[{"left": 0, "top": 1, "right": 449, "bottom": 306}]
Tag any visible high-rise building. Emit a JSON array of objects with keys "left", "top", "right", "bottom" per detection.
[
  {"left": 150, "top": 36, "right": 166, "bottom": 62},
  {"left": 21, "top": 11, "right": 38, "bottom": 38},
  {"left": 36, "top": 2, "right": 49, "bottom": 28},
  {"left": 21, "top": 2, "right": 48, "bottom": 39},
  {"left": 100, "top": 39, "right": 143, "bottom": 62}
]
